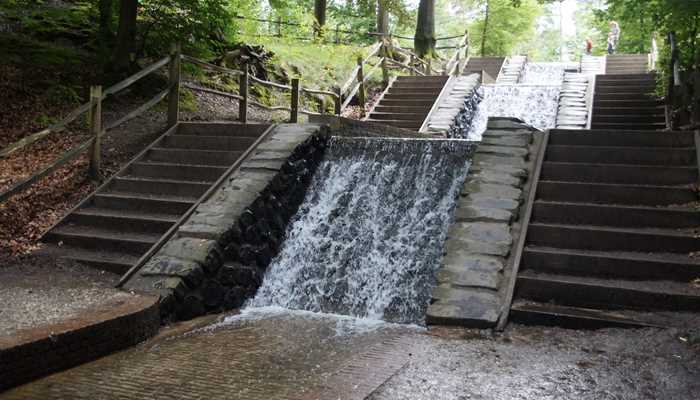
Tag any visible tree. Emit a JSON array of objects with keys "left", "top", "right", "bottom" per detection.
[
  {"left": 468, "top": 0, "right": 542, "bottom": 56},
  {"left": 112, "top": 0, "right": 138, "bottom": 73},
  {"left": 414, "top": 0, "right": 435, "bottom": 58},
  {"left": 314, "top": 0, "right": 327, "bottom": 36},
  {"left": 377, "top": 0, "right": 389, "bottom": 38}
]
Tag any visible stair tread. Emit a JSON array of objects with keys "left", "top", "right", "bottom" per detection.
[
  {"left": 547, "top": 143, "right": 694, "bottom": 151},
  {"left": 132, "top": 160, "right": 228, "bottom": 169},
  {"left": 524, "top": 245, "right": 700, "bottom": 267},
  {"left": 114, "top": 176, "right": 211, "bottom": 186},
  {"left": 518, "top": 270, "right": 700, "bottom": 297},
  {"left": 529, "top": 221, "right": 699, "bottom": 238},
  {"left": 50, "top": 224, "right": 161, "bottom": 243},
  {"left": 150, "top": 147, "right": 242, "bottom": 154},
  {"left": 510, "top": 300, "right": 669, "bottom": 328},
  {"left": 538, "top": 179, "right": 691, "bottom": 189},
  {"left": 534, "top": 199, "right": 700, "bottom": 213},
  {"left": 543, "top": 160, "right": 695, "bottom": 169},
  {"left": 72, "top": 207, "right": 180, "bottom": 223},
  {"left": 96, "top": 191, "right": 198, "bottom": 203},
  {"left": 43, "top": 244, "right": 139, "bottom": 266}
]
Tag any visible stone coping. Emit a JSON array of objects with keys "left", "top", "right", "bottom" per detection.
[
  {"left": 0, "top": 294, "right": 159, "bottom": 392},
  {"left": 426, "top": 117, "right": 542, "bottom": 328}
]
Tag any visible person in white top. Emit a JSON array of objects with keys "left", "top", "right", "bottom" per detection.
[{"left": 607, "top": 21, "right": 620, "bottom": 54}]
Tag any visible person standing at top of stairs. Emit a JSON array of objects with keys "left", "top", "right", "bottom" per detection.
[{"left": 607, "top": 21, "right": 620, "bottom": 54}]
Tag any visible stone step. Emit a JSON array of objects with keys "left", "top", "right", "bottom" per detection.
[
  {"left": 144, "top": 148, "right": 243, "bottom": 166},
  {"left": 159, "top": 135, "right": 258, "bottom": 152},
  {"left": 381, "top": 93, "right": 438, "bottom": 101},
  {"left": 522, "top": 245, "right": 700, "bottom": 282},
  {"left": 593, "top": 106, "right": 665, "bottom": 115},
  {"left": 590, "top": 122, "right": 666, "bottom": 130},
  {"left": 545, "top": 144, "right": 695, "bottom": 165},
  {"left": 374, "top": 105, "right": 433, "bottom": 114},
  {"left": 510, "top": 301, "right": 663, "bottom": 328},
  {"left": 532, "top": 200, "right": 700, "bottom": 229},
  {"left": 68, "top": 206, "right": 177, "bottom": 234},
  {"left": 527, "top": 222, "right": 700, "bottom": 254},
  {"left": 45, "top": 245, "right": 139, "bottom": 274},
  {"left": 375, "top": 99, "right": 436, "bottom": 107},
  {"left": 536, "top": 180, "right": 697, "bottom": 206},
  {"left": 45, "top": 225, "right": 160, "bottom": 256},
  {"left": 548, "top": 129, "right": 694, "bottom": 147},
  {"left": 594, "top": 85, "right": 655, "bottom": 94},
  {"left": 108, "top": 176, "right": 209, "bottom": 199},
  {"left": 596, "top": 73, "right": 655, "bottom": 81},
  {"left": 395, "top": 75, "right": 449, "bottom": 83},
  {"left": 367, "top": 112, "right": 426, "bottom": 121},
  {"left": 594, "top": 99, "right": 663, "bottom": 107},
  {"left": 92, "top": 192, "right": 195, "bottom": 215},
  {"left": 127, "top": 161, "right": 226, "bottom": 182},
  {"left": 175, "top": 123, "right": 269, "bottom": 137},
  {"left": 540, "top": 161, "right": 697, "bottom": 185},
  {"left": 387, "top": 87, "right": 444, "bottom": 95},
  {"left": 516, "top": 271, "right": 700, "bottom": 311},
  {"left": 594, "top": 92, "right": 656, "bottom": 100},
  {"left": 592, "top": 115, "right": 665, "bottom": 124},
  {"left": 364, "top": 119, "right": 421, "bottom": 130}
]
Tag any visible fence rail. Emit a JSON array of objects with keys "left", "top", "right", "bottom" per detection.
[{"left": 0, "top": 52, "right": 177, "bottom": 203}]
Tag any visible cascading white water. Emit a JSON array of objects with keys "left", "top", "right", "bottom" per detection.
[
  {"left": 519, "top": 62, "right": 574, "bottom": 84},
  {"left": 249, "top": 137, "right": 473, "bottom": 324},
  {"left": 467, "top": 85, "right": 561, "bottom": 140}
]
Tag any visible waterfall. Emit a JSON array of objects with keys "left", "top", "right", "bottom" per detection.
[
  {"left": 519, "top": 62, "right": 575, "bottom": 84},
  {"left": 467, "top": 85, "right": 561, "bottom": 139},
  {"left": 248, "top": 137, "right": 474, "bottom": 324}
]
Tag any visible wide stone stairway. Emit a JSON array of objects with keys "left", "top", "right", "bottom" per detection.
[
  {"left": 510, "top": 128, "right": 700, "bottom": 328},
  {"left": 365, "top": 75, "right": 449, "bottom": 130},
  {"left": 592, "top": 73, "right": 665, "bottom": 130},
  {"left": 41, "top": 123, "right": 269, "bottom": 274}
]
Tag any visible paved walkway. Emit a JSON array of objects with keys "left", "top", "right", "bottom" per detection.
[{"left": 3, "top": 310, "right": 698, "bottom": 400}]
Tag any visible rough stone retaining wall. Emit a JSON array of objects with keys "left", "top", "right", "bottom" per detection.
[
  {"left": 126, "top": 124, "right": 325, "bottom": 321},
  {"left": 0, "top": 295, "right": 159, "bottom": 392},
  {"left": 423, "top": 74, "right": 481, "bottom": 138},
  {"left": 426, "top": 117, "right": 540, "bottom": 328}
]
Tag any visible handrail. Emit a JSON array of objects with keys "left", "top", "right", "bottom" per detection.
[
  {"left": 666, "top": 31, "right": 680, "bottom": 130},
  {"left": 0, "top": 56, "right": 172, "bottom": 159},
  {"left": 0, "top": 55, "right": 175, "bottom": 203}
]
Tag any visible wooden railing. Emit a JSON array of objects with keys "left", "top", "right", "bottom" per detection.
[
  {"left": 665, "top": 31, "right": 680, "bottom": 130},
  {"left": 443, "top": 31, "right": 469, "bottom": 76},
  {"left": 0, "top": 46, "right": 179, "bottom": 203}
]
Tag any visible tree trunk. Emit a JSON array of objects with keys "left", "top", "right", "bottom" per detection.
[
  {"left": 112, "top": 0, "right": 138, "bottom": 73},
  {"left": 481, "top": 0, "right": 490, "bottom": 56},
  {"left": 314, "top": 0, "right": 327, "bottom": 37},
  {"left": 377, "top": 0, "right": 389, "bottom": 40},
  {"left": 414, "top": 0, "right": 435, "bottom": 58},
  {"left": 98, "top": 0, "right": 114, "bottom": 44}
]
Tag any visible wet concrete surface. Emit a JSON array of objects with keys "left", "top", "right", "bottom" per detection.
[{"left": 2, "top": 309, "right": 699, "bottom": 400}]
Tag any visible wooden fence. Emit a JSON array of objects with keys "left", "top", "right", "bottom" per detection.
[{"left": 0, "top": 33, "right": 469, "bottom": 203}]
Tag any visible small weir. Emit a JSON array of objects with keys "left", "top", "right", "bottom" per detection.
[
  {"left": 467, "top": 85, "right": 561, "bottom": 139},
  {"left": 249, "top": 137, "right": 473, "bottom": 324}
]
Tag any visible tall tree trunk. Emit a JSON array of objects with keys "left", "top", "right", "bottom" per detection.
[
  {"left": 314, "top": 0, "right": 327, "bottom": 37},
  {"left": 377, "top": 0, "right": 389, "bottom": 40},
  {"left": 112, "top": 0, "right": 138, "bottom": 73},
  {"left": 414, "top": 0, "right": 435, "bottom": 58},
  {"left": 481, "top": 0, "right": 490, "bottom": 56},
  {"left": 98, "top": 0, "right": 114, "bottom": 63}
]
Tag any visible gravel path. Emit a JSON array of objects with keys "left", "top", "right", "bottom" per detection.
[{"left": 0, "top": 255, "right": 134, "bottom": 337}]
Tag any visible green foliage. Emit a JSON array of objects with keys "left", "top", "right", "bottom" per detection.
[
  {"left": 44, "top": 84, "right": 81, "bottom": 106},
  {"left": 467, "top": 0, "right": 543, "bottom": 56}
]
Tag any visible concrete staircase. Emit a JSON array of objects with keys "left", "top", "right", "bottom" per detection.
[
  {"left": 496, "top": 56, "right": 527, "bottom": 84},
  {"left": 462, "top": 57, "right": 506, "bottom": 83},
  {"left": 42, "top": 123, "right": 269, "bottom": 274},
  {"left": 592, "top": 73, "right": 665, "bottom": 130},
  {"left": 510, "top": 128, "right": 700, "bottom": 328},
  {"left": 365, "top": 75, "right": 449, "bottom": 131},
  {"left": 605, "top": 54, "right": 649, "bottom": 75}
]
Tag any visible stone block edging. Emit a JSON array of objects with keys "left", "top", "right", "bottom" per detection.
[
  {"left": 0, "top": 294, "right": 159, "bottom": 392},
  {"left": 426, "top": 117, "right": 541, "bottom": 327}
]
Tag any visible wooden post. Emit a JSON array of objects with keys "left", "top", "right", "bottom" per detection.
[
  {"left": 88, "top": 86, "right": 102, "bottom": 181},
  {"left": 693, "top": 53, "right": 700, "bottom": 126},
  {"left": 455, "top": 49, "right": 461, "bottom": 75},
  {"left": 380, "top": 43, "right": 389, "bottom": 87},
  {"left": 356, "top": 57, "right": 366, "bottom": 116},
  {"left": 276, "top": 16, "right": 282, "bottom": 37},
  {"left": 427, "top": 58, "right": 432, "bottom": 75},
  {"left": 167, "top": 43, "right": 181, "bottom": 127},
  {"left": 290, "top": 78, "right": 300, "bottom": 123},
  {"left": 334, "top": 88, "right": 342, "bottom": 115},
  {"left": 239, "top": 61, "right": 249, "bottom": 123},
  {"left": 410, "top": 54, "right": 415, "bottom": 76},
  {"left": 335, "top": 25, "right": 340, "bottom": 44}
]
